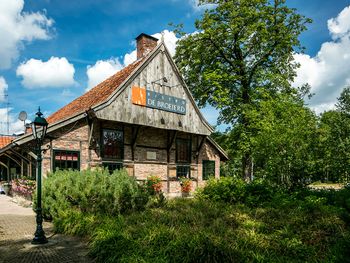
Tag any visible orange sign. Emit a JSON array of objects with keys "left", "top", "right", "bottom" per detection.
[{"left": 132, "top": 86, "right": 146, "bottom": 106}]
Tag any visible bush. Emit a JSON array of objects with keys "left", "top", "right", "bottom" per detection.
[
  {"left": 196, "top": 177, "right": 246, "bottom": 203},
  {"left": 37, "top": 168, "right": 149, "bottom": 220},
  {"left": 146, "top": 175, "right": 162, "bottom": 195},
  {"left": 196, "top": 177, "right": 276, "bottom": 206}
]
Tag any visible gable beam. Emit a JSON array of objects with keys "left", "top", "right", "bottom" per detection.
[
  {"left": 196, "top": 136, "right": 206, "bottom": 158},
  {"left": 167, "top": 130, "right": 178, "bottom": 155},
  {"left": 131, "top": 125, "right": 141, "bottom": 161},
  {"left": 9, "top": 149, "right": 31, "bottom": 164}
]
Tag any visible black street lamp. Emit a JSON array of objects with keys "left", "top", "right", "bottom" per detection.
[{"left": 31, "top": 107, "right": 48, "bottom": 245}]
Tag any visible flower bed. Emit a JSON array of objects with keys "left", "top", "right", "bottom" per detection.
[
  {"left": 179, "top": 177, "right": 192, "bottom": 196},
  {"left": 146, "top": 175, "right": 162, "bottom": 195},
  {"left": 11, "top": 178, "right": 36, "bottom": 200}
]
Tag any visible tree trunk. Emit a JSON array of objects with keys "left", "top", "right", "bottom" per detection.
[
  {"left": 242, "top": 152, "right": 252, "bottom": 182},
  {"left": 241, "top": 83, "right": 252, "bottom": 182}
]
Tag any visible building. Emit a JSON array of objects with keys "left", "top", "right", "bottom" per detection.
[{"left": 0, "top": 33, "right": 228, "bottom": 196}]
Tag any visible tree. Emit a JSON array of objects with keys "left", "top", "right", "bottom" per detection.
[
  {"left": 317, "top": 87, "right": 350, "bottom": 183},
  {"left": 336, "top": 86, "right": 350, "bottom": 115},
  {"left": 250, "top": 92, "right": 318, "bottom": 188},
  {"left": 174, "top": 0, "right": 311, "bottom": 181}
]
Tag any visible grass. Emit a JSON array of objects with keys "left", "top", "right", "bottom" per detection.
[
  {"left": 52, "top": 193, "right": 350, "bottom": 263},
  {"left": 43, "top": 173, "right": 350, "bottom": 262}
]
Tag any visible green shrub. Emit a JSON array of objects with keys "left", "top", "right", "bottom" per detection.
[
  {"left": 37, "top": 168, "right": 149, "bottom": 219},
  {"left": 53, "top": 198, "right": 350, "bottom": 262},
  {"left": 196, "top": 177, "right": 276, "bottom": 206},
  {"left": 196, "top": 177, "right": 246, "bottom": 203},
  {"left": 145, "top": 175, "right": 162, "bottom": 195}
]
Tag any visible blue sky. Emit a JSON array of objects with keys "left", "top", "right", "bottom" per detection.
[{"left": 0, "top": 0, "right": 350, "bottom": 134}]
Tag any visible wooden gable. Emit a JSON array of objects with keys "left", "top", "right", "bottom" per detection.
[{"left": 94, "top": 43, "right": 213, "bottom": 135}]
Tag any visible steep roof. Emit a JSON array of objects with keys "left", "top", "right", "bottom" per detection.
[
  {"left": 0, "top": 136, "right": 15, "bottom": 148},
  {"left": 47, "top": 59, "right": 143, "bottom": 124}
]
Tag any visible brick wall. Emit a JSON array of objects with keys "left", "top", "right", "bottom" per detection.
[{"left": 40, "top": 119, "right": 222, "bottom": 196}]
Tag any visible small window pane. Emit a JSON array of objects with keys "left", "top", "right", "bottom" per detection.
[
  {"left": 176, "top": 165, "right": 190, "bottom": 178},
  {"left": 53, "top": 150, "right": 80, "bottom": 171},
  {"left": 102, "top": 129, "right": 123, "bottom": 160},
  {"left": 176, "top": 139, "right": 191, "bottom": 163},
  {"left": 103, "top": 162, "right": 123, "bottom": 174},
  {"left": 203, "top": 160, "right": 215, "bottom": 180}
]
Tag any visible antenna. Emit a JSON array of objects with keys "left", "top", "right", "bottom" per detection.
[
  {"left": 6, "top": 94, "right": 9, "bottom": 135},
  {"left": 0, "top": 91, "right": 10, "bottom": 135},
  {"left": 18, "top": 111, "right": 27, "bottom": 133}
]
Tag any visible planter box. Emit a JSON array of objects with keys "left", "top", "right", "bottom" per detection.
[{"left": 1, "top": 183, "right": 11, "bottom": 195}]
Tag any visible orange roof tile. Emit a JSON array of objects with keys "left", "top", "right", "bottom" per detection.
[
  {"left": 0, "top": 136, "right": 15, "bottom": 148},
  {"left": 47, "top": 59, "right": 143, "bottom": 124}
]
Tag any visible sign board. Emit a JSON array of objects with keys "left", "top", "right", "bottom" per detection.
[
  {"left": 146, "top": 151, "right": 157, "bottom": 160},
  {"left": 132, "top": 86, "right": 186, "bottom": 115}
]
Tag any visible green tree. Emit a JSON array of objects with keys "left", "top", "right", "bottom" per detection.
[
  {"left": 317, "top": 87, "right": 350, "bottom": 183},
  {"left": 336, "top": 86, "right": 350, "bottom": 115},
  {"left": 250, "top": 92, "right": 318, "bottom": 188},
  {"left": 174, "top": 0, "right": 311, "bottom": 181}
]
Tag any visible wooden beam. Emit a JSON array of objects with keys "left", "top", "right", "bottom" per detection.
[
  {"left": 131, "top": 125, "right": 141, "bottom": 161},
  {"left": 167, "top": 130, "right": 177, "bottom": 154},
  {"left": 196, "top": 136, "right": 206, "bottom": 158},
  {"left": 9, "top": 149, "right": 31, "bottom": 164},
  {"left": 2, "top": 153, "right": 21, "bottom": 167},
  {"left": 88, "top": 121, "right": 94, "bottom": 147}
]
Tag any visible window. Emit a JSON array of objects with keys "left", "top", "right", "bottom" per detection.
[
  {"left": 176, "top": 139, "right": 191, "bottom": 178},
  {"left": 202, "top": 160, "right": 215, "bottom": 180},
  {"left": 53, "top": 150, "right": 80, "bottom": 171},
  {"left": 176, "top": 139, "right": 191, "bottom": 163},
  {"left": 176, "top": 165, "right": 190, "bottom": 178},
  {"left": 102, "top": 129, "right": 123, "bottom": 160},
  {"left": 103, "top": 162, "right": 123, "bottom": 174}
]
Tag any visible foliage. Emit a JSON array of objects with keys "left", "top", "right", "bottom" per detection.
[
  {"left": 250, "top": 93, "right": 318, "bottom": 188},
  {"left": 175, "top": 0, "right": 311, "bottom": 180},
  {"left": 336, "top": 86, "right": 350, "bottom": 115},
  {"left": 146, "top": 175, "right": 162, "bottom": 195},
  {"left": 317, "top": 108, "right": 350, "bottom": 183},
  {"left": 52, "top": 193, "right": 350, "bottom": 262},
  {"left": 11, "top": 177, "right": 36, "bottom": 198},
  {"left": 179, "top": 177, "right": 192, "bottom": 193},
  {"left": 37, "top": 169, "right": 149, "bottom": 219},
  {"left": 196, "top": 177, "right": 275, "bottom": 206}
]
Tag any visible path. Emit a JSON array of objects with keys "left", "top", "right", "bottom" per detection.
[{"left": 0, "top": 194, "right": 94, "bottom": 263}]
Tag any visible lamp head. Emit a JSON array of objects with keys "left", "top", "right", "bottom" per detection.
[{"left": 32, "top": 107, "right": 48, "bottom": 143}]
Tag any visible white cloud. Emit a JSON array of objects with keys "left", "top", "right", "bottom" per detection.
[
  {"left": 86, "top": 58, "right": 123, "bottom": 90},
  {"left": 0, "top": 0, "right": 53, "bottom": 69},
  {"left": 16, "top": 57, "right": 75, "bottom": 88},
  {"left": 327, "top": 5, "right": 350, "bottom": 40},
  {"left": 0, "top": 76, "right": 8, "bottom": 102},
  {"left": 187, "top": 0, "right": 216, "bottom": 11},
  {"left": 123, "top": 50, "right": 137, "bottom": 67},
  {"left": 123, "top": 30, "right": 179, "bottom": 67},
  {"left": 294, "top": 5, "right": 350, "bottom": 114},
  {"left": 152, "top": 30, "right": 179, "bottom": 56},
  {"left": 0, "top": 107, "right": 25, "bottom": 135}
]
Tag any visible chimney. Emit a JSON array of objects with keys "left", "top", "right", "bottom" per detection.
[
  {"left": 24, "top": 123, "right": 32, "bottom": 134},
  {"left": 136, "top": 33, "right": 158, "bottom": 60}
]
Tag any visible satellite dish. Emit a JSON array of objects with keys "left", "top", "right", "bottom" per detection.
[{"left": 18, "top": 111, "right": 27, "bottom": 121}]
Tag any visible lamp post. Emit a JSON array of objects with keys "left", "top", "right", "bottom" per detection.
[{"left": 31, "top": 107, "right": 48, "bottom": 245}]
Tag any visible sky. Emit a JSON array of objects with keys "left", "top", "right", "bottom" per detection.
[{"left": 0, "top": 0, "right": 350, "bottom": 135}]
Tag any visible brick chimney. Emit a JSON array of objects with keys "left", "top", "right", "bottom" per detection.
[{"left": 136, "top": 33, "right": 158, "bottom": 59}]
